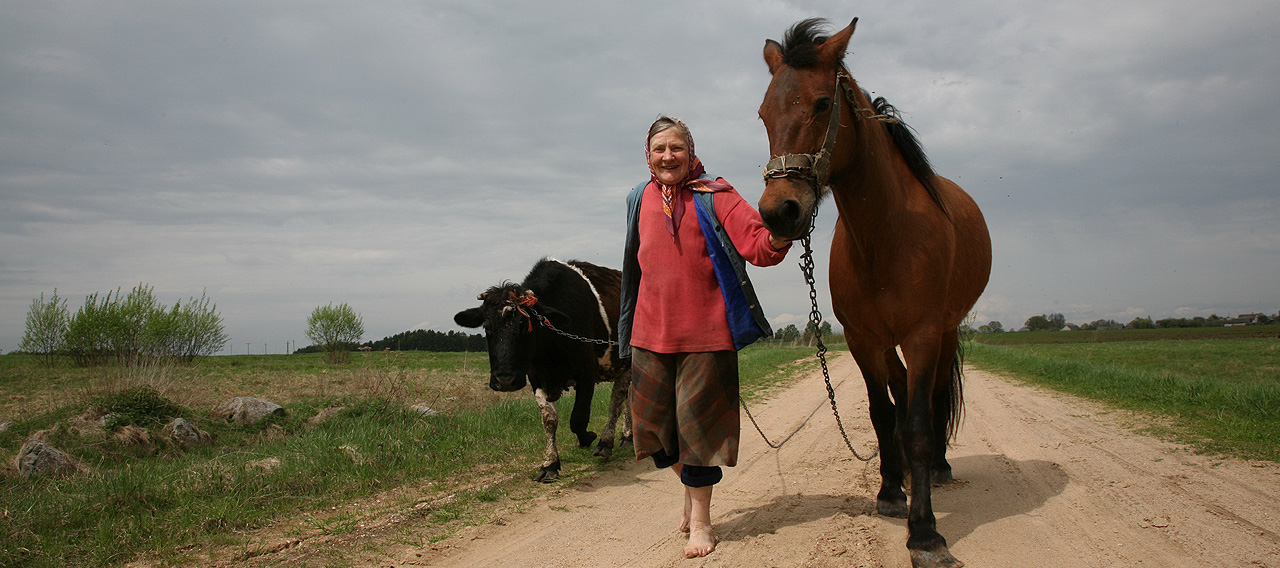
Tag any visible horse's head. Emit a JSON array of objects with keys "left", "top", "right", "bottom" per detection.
[{"left": 757, "top": 18, "right": 858, "bottom": 240}]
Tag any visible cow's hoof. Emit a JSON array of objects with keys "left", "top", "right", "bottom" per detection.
[
  {"left": 877, "top": 497, "right": 908, "bottom": 518},
  {"left": 576, "top": 431, "right": 598, "bottom": 449},
  {"left": 910, "top": 546, "right": 963, "bottom": 568},
  {"left": 593, "top": 442, "right": 614, "bottom": 459},
  {"left": 533, "top": 461, "right": 561, "bottom": 483}
]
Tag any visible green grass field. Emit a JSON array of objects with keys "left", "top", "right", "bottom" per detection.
[
  {"left": 967, "top": 328, "right": 1280, "bottom": 462},
  {"left": 0, "top": 345, "right": 817, "bottom": 568}
]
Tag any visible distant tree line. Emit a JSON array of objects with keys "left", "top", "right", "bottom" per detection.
[
  {"left": 967, "top": 310, "right": 1278, "bottom": 335},
  {"left": 295, "top": 328, "right": 486, "bottom": 354}
]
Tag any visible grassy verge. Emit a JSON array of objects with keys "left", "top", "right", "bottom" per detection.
[
  {"left": 966, "top": 337, "right": 1280, "bottom": 462},
  {"left": 0, "top": 345, "right": 816, "bottom": 567}
]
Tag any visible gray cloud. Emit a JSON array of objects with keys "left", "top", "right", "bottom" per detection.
[{"left": 2, "top": 0, "right": 1277, "bottom": 352}]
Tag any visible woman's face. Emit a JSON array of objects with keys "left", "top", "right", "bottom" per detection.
[{"left": 647, "top": 128, "right": 691, "bottom": 186}]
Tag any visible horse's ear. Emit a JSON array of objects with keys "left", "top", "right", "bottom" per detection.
[
  {"left": 818, "top": 17, "right": 858, "bottom": 66},
  {"left": 763, "top": 39, "right": 784, "bottom": 74}
]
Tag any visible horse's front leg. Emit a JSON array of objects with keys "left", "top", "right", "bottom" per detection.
[
  {"left": 854, "top": 349, "right": 907, "bottom": 517},
  {"left": 900, "top": 339, "right": 962, "bottom": 568}
]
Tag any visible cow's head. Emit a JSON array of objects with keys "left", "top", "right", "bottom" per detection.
[{"left": 454, "top": 284, "right": 570, "bottom": 392}]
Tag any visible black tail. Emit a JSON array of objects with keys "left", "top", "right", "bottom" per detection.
[{"left": 942, "top": 341, "right": 966, "bottom": 443}]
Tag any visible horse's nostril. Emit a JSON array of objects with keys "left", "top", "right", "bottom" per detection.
[{"left": 780, "top": 199, "right": 801, "bottom": 222}]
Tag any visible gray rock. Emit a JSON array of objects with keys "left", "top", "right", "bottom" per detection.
[
  {"left": 212, "top": 397, "right": 285, "bottom": 425},
  {"left": 16, "top": 439, "right": 81, "bottom": 479},
  {"left": 163, "top": 417, "right": 211, "bottom": 448},
  {"left": 411, "top": 405, "right": 439, "bottom": 416}
]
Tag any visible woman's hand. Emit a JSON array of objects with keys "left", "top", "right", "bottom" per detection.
[{"left": 768, "top": 234, "right": 791, "bottom": 251}]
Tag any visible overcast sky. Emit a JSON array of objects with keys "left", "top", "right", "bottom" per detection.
[{"left": 3, "top": 0, "right": 1278, "bottom": 354}]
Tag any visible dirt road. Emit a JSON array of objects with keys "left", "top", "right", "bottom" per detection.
[{"left": 396, "top": 352, "right": 1279, "bottom": 568}]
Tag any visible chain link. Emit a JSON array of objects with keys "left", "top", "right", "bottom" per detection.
[
  {"left": 798, "top": 207, "right": 879, "bottom": 463},
  {"left": 530, "top": 312, "right": 617, "bottom": 346}
]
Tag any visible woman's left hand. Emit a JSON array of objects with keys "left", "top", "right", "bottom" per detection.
[{"left": 768, "top": 234, "right": 791, "bottom": 250}]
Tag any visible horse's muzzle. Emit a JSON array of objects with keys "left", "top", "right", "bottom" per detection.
[{"left": 759, "top": 179, "right": 816, "bottom": 240}]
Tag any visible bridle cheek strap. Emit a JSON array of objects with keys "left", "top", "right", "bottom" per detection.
[{"left": 762, "top": 72, "right": 847, "bottom": 193}]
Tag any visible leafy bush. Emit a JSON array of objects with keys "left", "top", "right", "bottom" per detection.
[
  {"left": 40, "top": 284, "right": 228, "bottom": 367},
  {"left": 306, "top": 303, "right": 364, "bottom": 364},
  {"left": 95, "top": 386, "right": 185, "bottom": 429},
  {"left": 20, "top": 289, "right": 69, "bottom": 367}
]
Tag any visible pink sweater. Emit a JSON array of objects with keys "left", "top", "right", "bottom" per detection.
[{"left": 630, "top": 182, "right": 789, "bottom": 354}]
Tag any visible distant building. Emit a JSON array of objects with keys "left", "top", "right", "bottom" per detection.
[{"left": 1224, "top": 313, "right": 1263, "bottom": 327}]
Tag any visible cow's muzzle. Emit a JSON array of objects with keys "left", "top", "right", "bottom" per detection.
[{"left": 489, "top": 373, "right": 527, "bottom": 392}]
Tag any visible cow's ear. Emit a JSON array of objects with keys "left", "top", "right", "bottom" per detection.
[{"left": 454, "top": 307, "right": 485, "bottom": 328}]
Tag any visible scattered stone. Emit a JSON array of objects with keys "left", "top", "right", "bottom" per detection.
[
  {"left": 307, "top": 406, "right": 346, "bottom": 425},
  {"left": 0, "top": 422, "right": 11, "bottom": 433},
  {"left": 246, "top": 457, "right": 281, "bottom": 472},
  {"left": 339, "top": 444, "right": 368, "bottom": 465},
  {"left": 15, "top": 439, "right": 82, "bottom": 479},
  {"left": 212, "top": 397, "right": 285, "bottom": 425},
  {"left": 411, "top": 405, "right": 439, "bottom": 416},
  {"left": 113, "top": 425, "right": 155, "bottom": 451},
  {"left": 163, "top": 417, "right": 211, "bottom": 448}
]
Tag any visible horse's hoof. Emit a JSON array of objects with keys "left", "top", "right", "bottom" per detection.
[
  {"left": 932, "top": 468, "right": 955, "bottom": 485},
  {"left": 877, "top": 498, "right": 908, "bottom": 518},
  {"left": 577, "top": 431, "right": 598, "bottom": 449},
  {"left": 619, "top": 435, "right": 633, "bottom": 447},
  {"left": 910, "top": 547, "right": 963, "bottom": 568}
]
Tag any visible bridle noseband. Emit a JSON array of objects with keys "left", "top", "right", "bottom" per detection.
[{"left": 762, "top": 71, "right": 900, "bottom": 198}]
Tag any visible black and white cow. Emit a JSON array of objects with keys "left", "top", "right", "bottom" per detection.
[{"left": 454, "top": 258, "right": 632, "bottom": 482}]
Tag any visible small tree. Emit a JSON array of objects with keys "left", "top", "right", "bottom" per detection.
[
  {"left": 307, "top": 302, "right": 364, "bottom": 363},
  {"left": 977, "top": 320, "right": 1005, "bottom": 334},
  {"left": 20, "top": 290, "right": 70, "bottom": 367}
]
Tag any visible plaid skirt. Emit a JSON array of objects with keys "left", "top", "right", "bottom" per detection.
[{"left": 630, "top": 347, "right": 740, "bottom": 467}]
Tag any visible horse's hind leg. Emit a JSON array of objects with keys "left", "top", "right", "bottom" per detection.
[{"left": 930, "top": 330, "right": 962, "bottom": 484}]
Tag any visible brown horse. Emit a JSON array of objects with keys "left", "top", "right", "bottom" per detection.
[{"left": 757, "top": 18, "right": 991, "bottom": 568}]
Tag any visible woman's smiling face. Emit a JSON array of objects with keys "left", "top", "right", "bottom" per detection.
[{"left": 647, "top": 127, "right": 691, "bottom": 186}]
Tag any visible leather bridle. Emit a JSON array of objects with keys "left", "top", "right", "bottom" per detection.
[{"left": 761, "top": 71, "right": 899, "bottom": 196}]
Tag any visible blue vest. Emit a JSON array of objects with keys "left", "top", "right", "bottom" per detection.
[{"left": 618, "top": 178, "right": 773, "bottom": 357}]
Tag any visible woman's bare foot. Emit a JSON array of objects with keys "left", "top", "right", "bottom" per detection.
[
  {"left": 679, "top": 487, "right": 692, "bottom": 533},
  {"left": 683, "top": 485, "right": 716, "bottom": 558},
  {"left": 684, "top": 521, "right": 716, "bottom": 557}
]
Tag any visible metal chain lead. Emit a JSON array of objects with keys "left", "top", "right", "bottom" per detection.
[
  {"left": 530, "top": 312, "right": 617, "bottom": 346},
  {"left": 799, "top": 207, "right": 879, "bottom": 463}
]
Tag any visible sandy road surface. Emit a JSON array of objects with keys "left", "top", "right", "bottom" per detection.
[{"left": 397, "top": 352, "right": 1280, "bottom": 568}]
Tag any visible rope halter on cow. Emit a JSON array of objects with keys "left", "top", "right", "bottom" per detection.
[{"left": 507, "top": 290, "right": 539, "bottom": 332}]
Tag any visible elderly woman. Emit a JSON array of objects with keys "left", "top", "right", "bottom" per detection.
[{"left": 618, "top": 116, "right": 791, "bottom": 558}]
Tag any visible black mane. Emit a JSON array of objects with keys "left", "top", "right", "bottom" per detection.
[{"left": 780, "top": 17, "right": 829, "bottom": 68}]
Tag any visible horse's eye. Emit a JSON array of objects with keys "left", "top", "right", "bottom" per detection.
[{"left": 814, "top": 97, "right": 833, "bottom": 114}]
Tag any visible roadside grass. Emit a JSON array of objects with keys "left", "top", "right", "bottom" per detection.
[
  {"left": 0, "top": 345, "right": 816, "bottom": 568},
  {"left": 966, "top": 336, "right": 1280, "bottom": 462}
]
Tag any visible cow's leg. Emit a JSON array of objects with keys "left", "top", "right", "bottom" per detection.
[
  {"left": 533, "top": 388, "right": 561, "bottom": 483},
  {"left": 569, "top": 378, "right": 598, "bottom": 450},
  {"left": 594, "top": 370, "right": 632, "bottom": 459}
]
